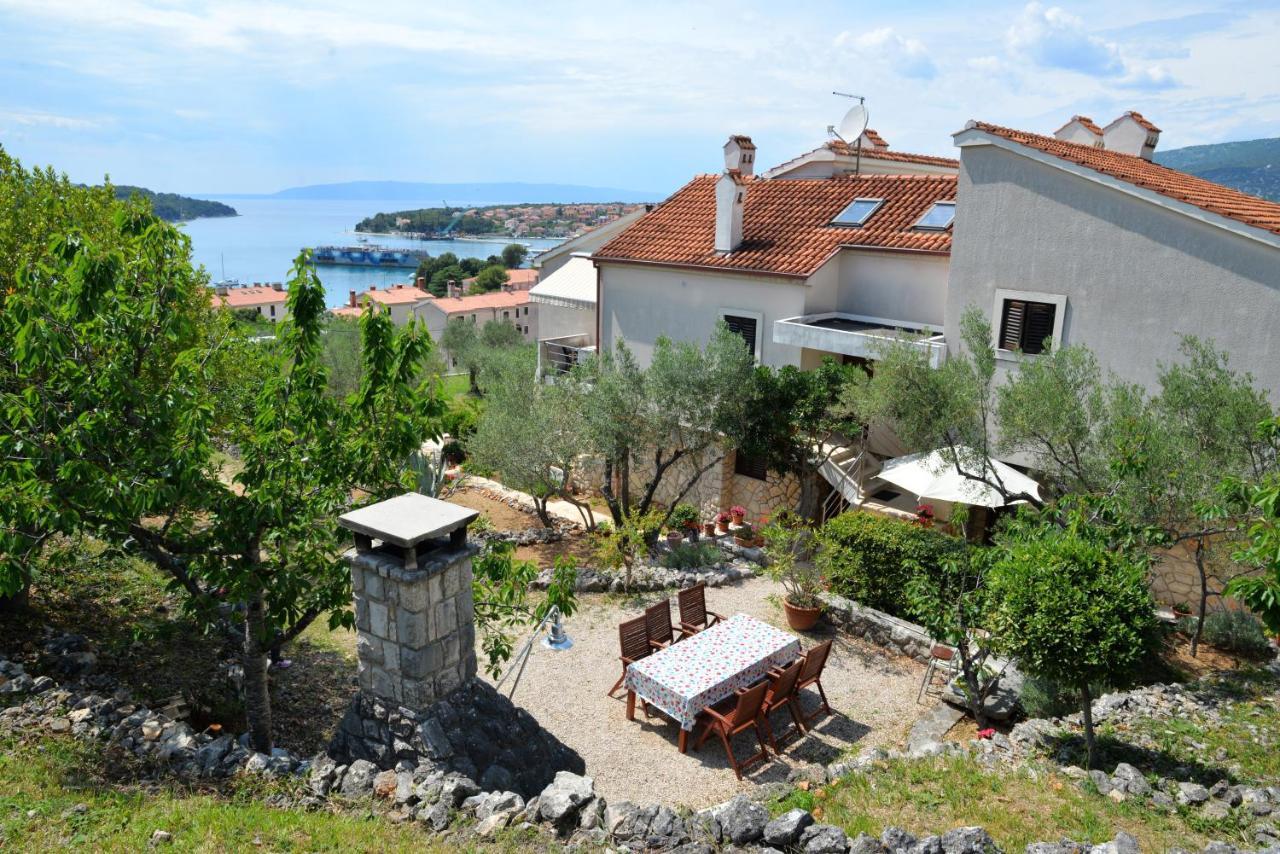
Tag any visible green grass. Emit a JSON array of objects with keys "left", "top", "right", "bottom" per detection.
[
  {"left": 806, "top": 755, "right": 1223, "bottom": 851},
  {"left": 439, "top": 373, "right": 471, "bottom": 400},
  {"left": 0, "top": 733, "right": 562, "bottom": 853}
]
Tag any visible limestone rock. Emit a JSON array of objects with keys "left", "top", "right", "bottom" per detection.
[
  {"left": 799, "top": 823, "right": 852, "bottom": 853},
  {"left": 715, "top": 795, "right": 769, "bottom": 845},
  {"left": 763, "top": 809, "right": 815, "bottom": 847},
  {"left": 339, "top": 759, "right": 377, "bottom": 798},
  {"left": 537, "top": 771, "right": 595, "bottom": 824}
]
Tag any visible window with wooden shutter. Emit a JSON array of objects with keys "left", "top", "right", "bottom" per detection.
[
  {"left": 734, "top": 450, "right": 768, "bottom": 481},
  {"left": 999, "top": 299, "right": 1056, "bottom": 354},
  {"left": 722, "top": 314, "right": 758, "bottom": 359}
]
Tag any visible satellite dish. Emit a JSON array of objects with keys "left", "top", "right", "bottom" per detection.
[{"left": 837, "top": 102, "right": 869, "bottom": 142}]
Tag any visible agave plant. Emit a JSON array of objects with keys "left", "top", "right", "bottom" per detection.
[{"left": 405, "top": 448, "right": 449, "bottom": 498}]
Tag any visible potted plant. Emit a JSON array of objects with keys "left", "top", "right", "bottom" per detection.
[
  {"left": 914, "top": 503, "right": 935, "bottom": 529},
  {"left": 733, "top": 521, "right": 756, "bottom": 548},
  {"left": 666, "top": 529, "right": 684, "bottom": 547},
  {"left": 715, "top": 511, "right": 731, "bottom": 534},
  {"left": 762, "top": 519, "right": 824, "bottom": 630},
  {"left": 703, "top": 520, "right": 717, "bottom": 537},
  {"left": 730, "top": 505, "right": 747, "bottom": 525},
  {"left": 1172, "top": 601, "right": 1193, "bottom": 620},
  {"left": 670, "top": 503, "right": 700, "bottom": 542}
]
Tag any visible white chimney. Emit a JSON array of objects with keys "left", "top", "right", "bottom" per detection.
[
  {"left": 714, "top": 172, "right": 747, "bottom": 253},
  {"left": 723, "top": 134, "right": 756, "bottom": 177},
  {"left": 1102, "top": 112, "right": 1161, "bottom": 160},
  {"left": 1053, "top": 115, "right": 1104, "bottom": 148}
]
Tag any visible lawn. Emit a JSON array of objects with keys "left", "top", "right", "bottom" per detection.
[
  {"left": 440, "top": 372, "right": 471, "bottom": 400},
  {"left": 0, "top": 732, "right": 550, "bottom": 853},
  {"left": 786, "top": 754, "right": 1228, "bottom": 851}
]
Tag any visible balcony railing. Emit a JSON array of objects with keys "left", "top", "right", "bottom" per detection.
[
  {"left": 773, "top": 312, "right": 946, "bottom": 368},
  {"left": 537, "top": 334, "right": 596, "bottom": 381}
]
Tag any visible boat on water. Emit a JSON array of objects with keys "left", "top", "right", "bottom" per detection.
[{"left": 309, "top": 244, "right": 431, "bottom": 268}]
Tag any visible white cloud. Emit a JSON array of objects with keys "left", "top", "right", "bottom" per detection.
[
  {"left": 0, "top": 109, "right": 103, "bottom": 130},
  {"left": 834, "top": 27, "right": 937, "bottom": 80},
  {"left": 1005, "top": 3, "right": 1178, "bottom": 90}
]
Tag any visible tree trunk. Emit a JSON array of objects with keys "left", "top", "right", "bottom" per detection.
[
  {"left": 957, "top": 638, "right": 988, "bottom": 731},
  {"left": 619, "top": 453, "right": 631, "bottom": 518},
  {"left": 533, "top": 496, "right": 552, "bottom": 528},
  {"left": 1191, "top": 536, "right": 1208, "bottom": 658},
  {"left": 242, "top": 590, "right": 274, "bottom": 754},
  {"left": 1079, "top": 682, "right": 1097, "bottom": 770},
  {"left": 796, "top": 469, "right": 822, "bottom": 522}
]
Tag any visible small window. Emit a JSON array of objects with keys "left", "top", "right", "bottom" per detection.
[
  {"left": 914, "top": 201, "right": 955, "bottom": 230},
  {"left": 831, "top": 197, "right": 883, "bottom": 227},
  {"left": 503, "top": 310, "right": 510, "bottom": 320},
  {"left": 722, "top": 314, "right": 758, "bottom": 359},
  {"left": 470, "top": 314, "right": 477, "bottom": 323},
  {"left": 524, "top": 307, "right": 530, "bottom": 316},
  {"left": 269, "top": 305, "right": 276, "bottom": 317},
  {"left": 734, "top": 451, "right": 768, "bottom": 481},
  {"left": 999, "top": 299, "right": 1057, "bottom": 355}
]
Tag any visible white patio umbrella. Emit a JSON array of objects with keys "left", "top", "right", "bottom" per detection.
[{"left": 876, "top": 447, "right": 1042, "bottom": 508}]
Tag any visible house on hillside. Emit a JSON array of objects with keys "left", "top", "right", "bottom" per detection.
[
  {"left": 413, "top": 290, "right": 536, "bottom": 366},
  {"left": 948, "top": 112, "right": 1280, "bottom": 398},
  {"left": 211, "top": 283, "right": 289, "bottom": 323},
  {"left": 461, "top": 267, "right": 541, "bottom": 292},
  {"left": 331, "top": 282, "right": 433, "bottom": 326}
]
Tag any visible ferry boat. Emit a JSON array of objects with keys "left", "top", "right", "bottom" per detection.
[{"left": 309, "top": 245, "right": 431, "bottom": 268}]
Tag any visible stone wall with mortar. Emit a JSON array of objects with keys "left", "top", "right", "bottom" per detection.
[
  {"left": 349, "top": 543, "right": 478, "bottom": 710},
  {"left": 726, "top": 466, "right": 802, "bottom": 524}
]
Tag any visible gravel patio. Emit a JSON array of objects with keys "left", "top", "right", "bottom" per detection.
[{"left": 477, "top": 575, "right": 926, "bottom": 809}]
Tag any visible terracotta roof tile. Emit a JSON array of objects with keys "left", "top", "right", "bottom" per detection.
[
  {"left": 824, "top": 140, "right": 959, "bottom": 168},
  {"left": 862, "top": 128, "right": 890, "bottom": 148},
  {"left": 1114, "top": 111, "right": 1160, "bottom": 133},
  {"left": 430, "top": 290, "right": 531, "bottom": 313},
  {"left": 211, "top": 286, "right": 288, "bottom": 308},
  {"left": 595, "top": 173, "right": 956, "bottom": 278},
  {"left": 728, "top": 134, "right": 757, "bottom": 150},
  {"left": 330, "top": 305, "right": 363, "bottom": 318},
  {"left": 1054, "top": 115, "right": 1103, "bottom": 136},
  {"left": 365, "top": 284, "right": 432, "bottom": 305},
  {"left": 968, "top": 121, "right": 1280, "bottom": 236},
  {"left": 461, "top": 268, "right": 539, "bottom": 289}
]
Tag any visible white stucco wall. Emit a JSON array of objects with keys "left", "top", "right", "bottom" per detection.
[
  {"left": 834, "top": 251, "right": 949, "bottom": 327},
  {"left": 947, "top": 144, "right": 1280, "bottom": 398},
  {"left": 537, "top": 302, "right": 593, "bottom": 341},
  {"left": 597, "top": 263, "right": 810, "bottom": 367}
]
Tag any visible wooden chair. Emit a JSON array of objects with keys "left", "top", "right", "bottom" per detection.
[
  {"left": 793, "top": 639, "right": 833, "bottom": 726},
  {"left": 693, "top": 680, "right": 771, "bottom": 780},
  {"left": 608, "top": 615, "right": 652, "bottom": 698},
  {"left": 644, "top": 600, "right": 679, "bottom": 650},
  {"left": 677, "top": 582, "right": 724, "bottom": 637},
  {"left": 760, "top": 658, "right": 806, "bottom": 752}
]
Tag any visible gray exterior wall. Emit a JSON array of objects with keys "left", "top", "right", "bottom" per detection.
[{"left": 947, "top": 144, "right": 1280, "bottom": 399}]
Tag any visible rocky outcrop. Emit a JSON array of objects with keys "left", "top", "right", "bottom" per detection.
[{"left": 531, "top": 559, "right": 756, "bottom": 594}]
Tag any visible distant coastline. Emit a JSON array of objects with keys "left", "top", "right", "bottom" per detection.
[{"left": 114, "top": 185, "right": 238, "bottom": 223}]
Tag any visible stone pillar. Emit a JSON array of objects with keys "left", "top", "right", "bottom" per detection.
[{"left": 339, "top": 493, "right": 479, "bottom": 710}]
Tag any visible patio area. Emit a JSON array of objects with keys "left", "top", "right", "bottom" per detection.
[{"left": 478, "top": 575, "right": 926, "bottom": 809}]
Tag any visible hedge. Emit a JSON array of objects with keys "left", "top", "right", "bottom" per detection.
[{"left": 816, "top": 510, "right": 966, "bottom": 619}]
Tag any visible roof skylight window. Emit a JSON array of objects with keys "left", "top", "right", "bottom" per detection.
[
  {"left": 831, "top": 198, "right": 884, "bottom": 227},
  {"left": 914, "top": 201, "right": 956, "bottom": 230}
]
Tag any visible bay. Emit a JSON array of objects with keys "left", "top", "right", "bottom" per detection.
[{"left": 180, "top": 198, "right": 563, "bottom": 307}]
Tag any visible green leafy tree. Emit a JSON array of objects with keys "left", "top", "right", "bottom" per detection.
[
  {"left": 321, "top": 315, "right": 364, "bottom": 399},
  {"left": 472, "top": 542, "right": 578, "bottom": 674},
  {"left": 1221, "top": 418, "right": 1280, "bottom": 637},
  {"left": 471, "top": 264, "right": 509, "bottom": 293},
  {"left": 429, "top": 264, "right": 466, "bottom": 296},
  {"left": 986, "top": 508, "right": 1158, "bottom": 768},
  {"left": 739, "top": 358, "right": 863, "bottom": 520},
  {"left": 501, "top": 243, "right": 529, "bottom": 269},
  {"left": 594, "top": 510, "right": 663, "bottom": 591},
  {"left": 570, "top": 324, "right": 755, "bottom": 527}
]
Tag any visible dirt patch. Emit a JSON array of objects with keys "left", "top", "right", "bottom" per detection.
[
  {"left": 446, "top": 486, "right": 545, "bottom": 531},
  {"left": 1161, "top": 632, "right": 1268, "bottom": 679},
  {"left": 515, "top": 531, "right": 599, "bottom": 569}
]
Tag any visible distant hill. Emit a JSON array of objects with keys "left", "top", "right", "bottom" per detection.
[
  {"left": 220, "top": 180, "right": 659, "bottom": 204},
  {"left": 1155, "top": 138, "right": 1280, "bottom": 202},
  {"left": 114, "top": 186, "right": 238, "bottom": 222}
]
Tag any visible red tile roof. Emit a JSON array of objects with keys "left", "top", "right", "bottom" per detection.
[
  {"left": 330, "top": 304, "right": 363, "bottom": 318},
  {"left": 461, "top": 268, "right": 539, "bottom": 289},
  {"left": 430, "top": 290, "right": 531, "bottom": 313},
  {"left": 365, "top": 284, "right": 432, "bottom": 305},
  {"left": 862, "top": 128, "right": 890, "bottom": 148},
  {"left": 824, "top": 140, "right": 959, "bottom": 168},
  {"left": 1114, "top": 110, "right": 1160, "bottom": 133},
  {"left": 595, "top": 173, "right": 956, "bottom": 278},
  {"left": 966, "top": 121, "right": 1280, "bottom": 236},
  {"left": 211, "top": 286, "right": 288, "bottom": 308},
  {"left": 1054, "top": 115, "right": 1103, "bottom": 136},
  {"left": 728, "top": 134, "right": 757, "bottom": 150}
]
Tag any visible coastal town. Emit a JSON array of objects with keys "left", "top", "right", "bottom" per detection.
[{"left": 4, "top": 3, "right": 1280, "bottom": 853}]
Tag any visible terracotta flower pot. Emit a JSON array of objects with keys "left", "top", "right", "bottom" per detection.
[
  {"left": 717, "top": 521, "right": 729, "bottom": 534},
  {"left": 666, "top": 531, "right": 684, "bottom": 547},
  {"left": 734, "top": 535, "right": 752, "bottom": 547},
  {"left": 783, "top": 599, "right": 822, "bottom": 631},
  {"left": 730, "top": 512, "right": 745, "bottom": 525},
  {"left": 703, "top": 522, "right": 716, "bottom": 537}
]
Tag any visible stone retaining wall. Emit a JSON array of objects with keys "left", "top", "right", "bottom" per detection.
[{"left": 820, "top": 592, "right": 934, "bottom": 663}]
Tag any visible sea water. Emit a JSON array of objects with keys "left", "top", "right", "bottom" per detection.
[{"left": 181, "top": 198, "right": 563, "bottom": 307}]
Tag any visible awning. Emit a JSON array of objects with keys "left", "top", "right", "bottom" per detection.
[
  {"left": 528, "top": 255, "right": 596, "bottom": 310},
  {"left": 876, "top": 447, "right": 1042, "bottom": 508}
]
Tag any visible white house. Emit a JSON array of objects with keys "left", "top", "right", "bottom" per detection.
[
  {"left": 331, "top": 282, "right": 433, "bottom": 326},
  {"left": 412, "top": 289, "right": 536, "bottom": 365},
  {"left": 211, "top": 283, "right": 289, "bottom": 323}
]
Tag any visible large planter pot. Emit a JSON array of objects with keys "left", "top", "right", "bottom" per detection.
[
  {"left": 703, "top": 522, "right": 717, "bottom": 537},
  {"left": 716, "top": 521, "right": 730, "bottom": 534},
  {"left": 730, "top": 512, "right": 745, "bottom": 525},
  {"left": 783, "top": 599, "right": 823, "bottom": 631},
  {"left": 666, "top": 531, "right": 684, "bottom": 547}
]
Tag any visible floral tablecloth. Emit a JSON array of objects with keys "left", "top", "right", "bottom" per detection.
[{"left": 624, "top": 612, "right": 802, "bottom": 731}]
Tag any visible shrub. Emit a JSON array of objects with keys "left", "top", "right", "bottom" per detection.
[
  {"left": 1188, "top": 609, "right": 1271, "bottom": 657},
  {"left": 668, "top": 503, "right": 700, "bottom": 529},
  {"left": 816, "top": 511, "right": 966, "bottom": 618},
  {"left": 660, "top": 541, "right": 723, "bottom": 570},
  {"left": 442, "top": 396, "right": 482, "bottom": 439},
  {"left": 1019, "top": 676, "right": 1110, "bottom": 720}
]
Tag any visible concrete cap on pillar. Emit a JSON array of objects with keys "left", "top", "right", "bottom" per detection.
[{"left": 339, "top": 492, "right": 478, "bottom": 569}]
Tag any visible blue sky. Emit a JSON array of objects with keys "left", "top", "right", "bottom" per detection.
[{"left": 1, "top": 0, "right": 1277, "bottom": 196}]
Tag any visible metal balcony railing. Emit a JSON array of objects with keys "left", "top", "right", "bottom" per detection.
[{"left": 538, "top": 335, "right": 596, "bottom": 380}]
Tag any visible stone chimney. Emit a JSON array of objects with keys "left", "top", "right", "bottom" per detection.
[
  {"left": 1053, "top": 115, "right": 1104, "bottom": 148},
  {"left": 447, "top": 280, "right": 459, "bottom": 298},
  {"left": 348, "top": 289, "right": 357, "bottom": 308},
  {"left": 272, "top": 282, "right": 283, "bottom": 291},
  {"left": 714, "top": 171, "right": 747, "bottom": 253},
  {"left": 1102, "top": 112, "right": 1161, "bottom": 160},
  {"left": 215, "top": 285, "right": 229, "bottom": 297},
  {"left": 416, "top": 276, "right": 426, "bottom": 290},
  {"left": 723, "top": 134, "right": 756, "bottom": 177},
  {"left": 370, "top": 284, "right": 377, "bottom": 291},
  {"left": 338, "top": 493, "right": 479, "bottom": 708}
]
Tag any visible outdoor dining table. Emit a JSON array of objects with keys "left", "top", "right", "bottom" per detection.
[{"left": 624, "top": 612, "right": 803, "bottom": 753}]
